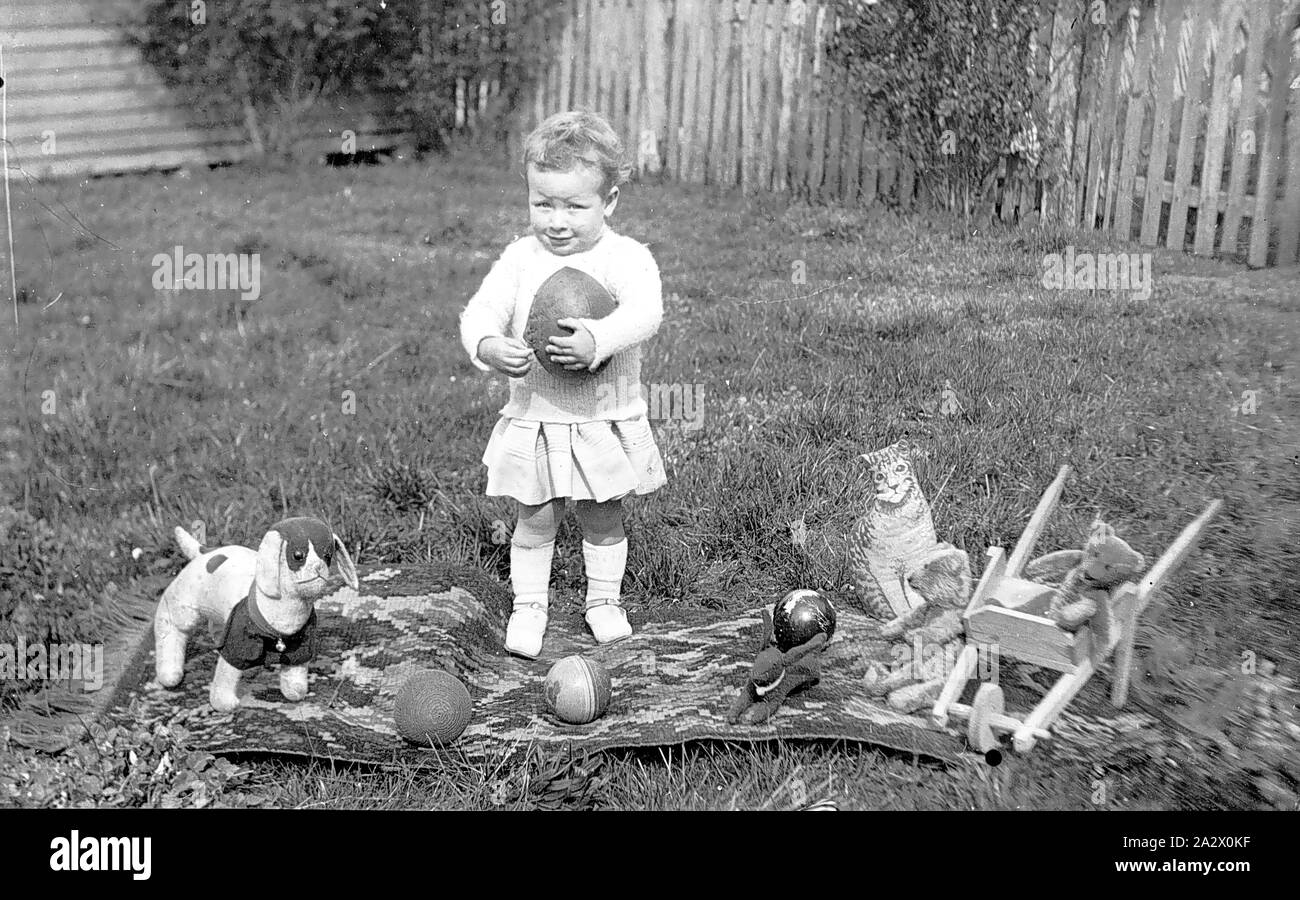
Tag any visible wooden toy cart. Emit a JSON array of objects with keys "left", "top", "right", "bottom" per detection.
[{"left": 932, "top": 466, "right": 1222, "bottom": 754}]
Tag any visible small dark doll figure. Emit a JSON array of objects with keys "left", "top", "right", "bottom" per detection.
[{"left": 728, "top": 608, "right": 829, "bottom": 725}]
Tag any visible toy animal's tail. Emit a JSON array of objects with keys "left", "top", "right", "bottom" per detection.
[{"left": 174, "top": 526, "right": 203, "bottom": 561}]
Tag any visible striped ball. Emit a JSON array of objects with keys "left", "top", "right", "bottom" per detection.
[
  {"left": 393, "top": 669, "right": 472, "bottom": 745},
  {"left": 544, "top": 656, "right": 612, "bottom": 725}
]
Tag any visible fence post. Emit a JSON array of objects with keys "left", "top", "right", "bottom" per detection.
[
  {"left": 1064, "top": 0, "right": 1097, "bottom": 227},
  {"left": 806, "top": 2, "right": 828, "bottom": 200},
  {"left": 1192, "top": 0, "right": 1246, "bottom": 258},
  {"left": 1139, "top": 0, "right": 1189, "bottom": 247},
  {"left": 1165, "top": 0, "right": 1213, "bottom": 251},
  {"left": 1276, "top": 4, "right": 1300, "bottom": 266},
  {"left": 678, "top": 0, "right": 703, "bottom": 181},
  {"left": 1248, "top": 0, "right": 1292, "bottom": 267},
  {"left": 1084, "top": 6, "right": 1127, "bottom": 231},
  {"left": 773, "top": 0, "right": 806, "bottom": 194},
  {"left": 1217, "top": 0, "right": 1270, "bottom": 257},
  {"left": 758, "top": 0, "right": 781, "bottom": 192}
]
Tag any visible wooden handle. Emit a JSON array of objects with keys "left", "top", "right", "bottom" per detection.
[
  {"left": 1136, "top": 499, "right": 1223, "bottom": 614},
  {"left": 1006, "top": 465, "right": 1071, "bottom": 576},
  {"left": 1113, "top": 499, "right": 1222, "bottom": 707}
]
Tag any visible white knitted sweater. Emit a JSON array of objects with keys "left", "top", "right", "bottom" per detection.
[{"left": 459, "top": 228, "right": 663, "bottom": 423}]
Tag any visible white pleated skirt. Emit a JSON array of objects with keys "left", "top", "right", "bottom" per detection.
[{"left": 481, "top": 415, "right": 667, "bottom": 505}]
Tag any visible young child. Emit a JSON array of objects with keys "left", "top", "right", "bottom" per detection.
[{"left": 459, "top": 109, "right": 666, "bottom": 659}]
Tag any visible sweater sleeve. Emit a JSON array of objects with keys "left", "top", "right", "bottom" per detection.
[
  {"left": 459, "top": 242, "right": 523, "bottom": 371},
  {"left": 576, "top": 240, "right": 663, "bottom": 369}
]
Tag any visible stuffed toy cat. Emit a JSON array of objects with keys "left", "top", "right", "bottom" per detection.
[
  {"left": 847, "top": 439, "right": 971, "bottom": 629},
  {"left": 849, "top": 439, "right": 972, "bottom": 712}
]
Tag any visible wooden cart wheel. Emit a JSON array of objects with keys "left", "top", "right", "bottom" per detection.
[{"left": 968, "top": 683, "right": 1005, "bottom": 753}]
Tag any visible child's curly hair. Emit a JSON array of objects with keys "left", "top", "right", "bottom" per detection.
[{"left": 522, "top": 109, "right": 632, "bottom": 195}]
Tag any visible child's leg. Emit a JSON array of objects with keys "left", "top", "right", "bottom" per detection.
[
  {"left": 506, "top": 498, "right": 564, "bottom": 658},
  {"left": 575, "top": 498, "right": 631, "bottom": 643}
]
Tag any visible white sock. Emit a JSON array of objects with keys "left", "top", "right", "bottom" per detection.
[
  {"left": 511, "top": 539, "right": 554, "bottom": 612},
  {"left": 506, "top": 540, "right": 553, "bottom": 658},
  {"left": 584, "top": 539, "right": 632, "bottom": 643},
  {"left": 582, "top": 539, "right": 627, "bottom": 611}
]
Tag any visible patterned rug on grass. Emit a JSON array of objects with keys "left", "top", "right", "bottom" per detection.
[{"left": 104, "top": 563, "right": 1164, "bottom": 766}]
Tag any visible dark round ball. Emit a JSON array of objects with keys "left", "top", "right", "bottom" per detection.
[
  {"left": 393, "top": 669, "right": 472, "bottom": 746},
  {"left": 772, "top": 590, "right": 836, "bottom": 652}
]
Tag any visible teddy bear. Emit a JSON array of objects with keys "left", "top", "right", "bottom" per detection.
[
  {"left": 1031, "top": 521, "right": 1146, "bottom": 632},
  {"left": 861, "top": 550, "right": 973, "bottom": 713}
]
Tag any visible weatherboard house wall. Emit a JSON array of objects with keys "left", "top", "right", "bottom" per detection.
[
  {"left": 0, "top": 0, "right": 402, "bottom": 181},
  {"left": 0, "top": 0, "right": 248, "bottom": 179}
]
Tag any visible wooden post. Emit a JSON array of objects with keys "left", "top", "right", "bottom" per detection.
[
  {"left": 1066, "top": 0, "right": 1100, "bottom": 227},
  {"left": 624, "top": 0, "right": 638, "bottom": 141},
  {"left": 1218, "top": 0, "right": 1271, "bottom": 259},
  {"left": 572, "top": 0, "right": 590, "bottom": 109},
  {"left": 1192, "top": 0, "right": 1247, "bottom": 257},
  {"left": 688, "top": 0, "right": 714, "bottom": 183},
  {"left": 758, "top": 0, "right": 781, "bottom": 191},
  {"left": 558, "top": 0, "right": 575, "bottom": 111},
  {"left": 592, "top": 0, "right": 607, "bottom": 119},
  {"left": 790, "top": 0, "right": 819, "bottom": 197},
  {"left": 806, "top": 2, "right": 828, "bottom": 200},
  {"left": 665, "top": 0, "right": 686, "bottom": 178},
  {"left": 1084, "top": 9, "right": 1128, "bottom": 230},
  {"left": 844, "top": 103, "right": 863, "bottom": 206},
  {"left": 1044, "top": 0, "right": 1080, "bottom": 223},
  {"left": 773, "top": 0, "right": 806, "bottom": 193},
  {"left": 740, "top": 0, "right": 765, "bottom": 192},
  {"left": 1139, "top": 0, "right": 1188, "bottom": 247},
  {"left": 1165, "top": 2, "right": 1213, "bottom": 251},
  {"left": 1248, "top": 3, "right": 1291, "bottom": 267},
  {"left": 823, "top": 15, "right": 844, "bottom": 202},
  {"left": 625, "top": 0, "right": 642, "bottom": 153},
  {"left": 615, "top": 0, "right": 630, "bottom": 138},
  {"left": 679, "top": 0, "right": 703, "bottom": 181},
  {"left": 706, "top": 0, "right": 731, "bottom": 184},
  {"left": 582, "top": 0, "right": 597, "bottom": 111},
  {"left": 1275, "top": 11, "right": 1300, "bottom": 266},
  {"left": 724, "top": 0, "right": 747, "bottom": 187},
  {"left": 860, "top": 115, "right": 879, "bottom": 206},
  {"left": 1112, "top": 1, "right": 1157, "bottom": 241},
  {"left": 642, "top": 0, "right": 669, "bottom": 176}
]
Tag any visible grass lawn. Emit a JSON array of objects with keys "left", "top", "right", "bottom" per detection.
[{"left": 1, "top": 153, "right": 1296, "bottom": 809}]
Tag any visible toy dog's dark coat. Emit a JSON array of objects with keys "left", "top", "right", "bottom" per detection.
[{"left": 217, "top": 588, "right": 319, "bottom": 670}]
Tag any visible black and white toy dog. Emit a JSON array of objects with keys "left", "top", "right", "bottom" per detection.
[{"left": 154, "top": 517, "right": 359, "bottom": 712}]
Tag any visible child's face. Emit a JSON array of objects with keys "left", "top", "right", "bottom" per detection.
[{"left": 527, "top": 163, "right": 617, "bottom": 256}]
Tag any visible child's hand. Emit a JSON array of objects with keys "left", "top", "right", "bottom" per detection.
[
  {"left": 477, "top": 336, "right": 534, "bottom": 377},
  {"left": 546, "top": 319, "right": 597, "bottom": 371}
]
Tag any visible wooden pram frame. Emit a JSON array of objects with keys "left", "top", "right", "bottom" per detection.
[{"left": 932, "top": 465, "right": 1222, "bottom": 754}]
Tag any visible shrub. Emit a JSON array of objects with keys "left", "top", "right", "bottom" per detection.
[
  {"left": 371, "top": 0, "right": 565, "bottom": 155},
  {"left": 129, "top": 0, "right": 564, "bottom": 159},
  {"left": 130, "top": 0, "right": 383, "bottom": 157},
  {"left": 827, "top": 0, "right": 1051, "bottom": 217}
]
